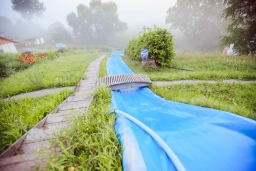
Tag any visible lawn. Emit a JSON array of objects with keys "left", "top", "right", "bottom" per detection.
[
  {"left": 0, "top": 52, "right": 101, "bottom": 98},
  {"left": 150, "top": 82, "right": 256, "bottom": 120},
  {"left": 0, "top": 89, "right": 73, "bottom": 153},
  {"left": 122, "top": 52, "right": 256, "bottom": 81}
]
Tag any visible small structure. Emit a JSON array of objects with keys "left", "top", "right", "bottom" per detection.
[
  {"left": 140, "top": 48, "right": 157, "bottom": 66},
  {"left": 0, "top": 36, "right": 18, "bottom": 53},
  {"left": 19, "top": 37, "right": 45, "bottom": 47},
  {"left": 56, "top": 43, "right": 67, "bottom": 52},
  {"left": 97, "top": 74, "right": 152, "bottom": 90},
  {"left": 141, "top": 59, "right": 156, "bottom": 67}
]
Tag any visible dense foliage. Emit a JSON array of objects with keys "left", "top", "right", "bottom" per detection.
[
  {"left": 221, "top": 0, "right": 256, "bottom": 55},
  {"left": 166, "top": 0, "right": 227, "bottom": 51},
  {"left": 125, "top": 27, "right": 175, "bottom": 67}
]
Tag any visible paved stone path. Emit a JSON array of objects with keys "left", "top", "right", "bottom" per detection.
[
  {"left": 4, "top": 86, "right": 75, "bottom": 101},
  {"left": 0, "top": 55, "right": 105, "bottom": 171}
]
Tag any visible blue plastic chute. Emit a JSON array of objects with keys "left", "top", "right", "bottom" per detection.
[{"left": 108, "top": 51, "right": 256, "bottom": 171}]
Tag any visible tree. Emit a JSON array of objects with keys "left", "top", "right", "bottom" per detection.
[
  {"left": 221, "top": 0, "right": 256, "bottom": 55},
  {"left": 67, "top": 0, "right": 127, "bottom": 44},
  {"left": 0, "top": 17, "right": 14, "bottom": 36},
  {"left": 166, "top": 0, "right": 227, "bottom": 51},
  {"left": 11, "top": 0, "right": 46, "bottom": 19},
  {"left": 48, "top": 22, "right": 71, "bottom": 43}
]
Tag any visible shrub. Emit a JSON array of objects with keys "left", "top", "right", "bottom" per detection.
[
  {"left": 0, "top": 59, "right": 7, "bottom": 77},
  {"left": 125, "top": 26, "right": 175, "bottom": 67}
]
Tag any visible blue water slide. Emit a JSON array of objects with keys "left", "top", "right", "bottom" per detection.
[{"left": 107, "top": 51, "right": 256, "bottom": 171}]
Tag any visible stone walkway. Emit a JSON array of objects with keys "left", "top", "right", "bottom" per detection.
[
  {"left": 4, "top": 86, "right": 75, "bottom": 101},
  {"left": 0, "top": 55, "right": 105, "bottom": 171}
]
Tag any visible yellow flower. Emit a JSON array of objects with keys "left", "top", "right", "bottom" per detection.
[{"left": 69, "top": 166, "right": 75, "bottom": 171}]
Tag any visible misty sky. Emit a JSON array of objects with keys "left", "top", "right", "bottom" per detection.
[{"left": 0, "top": 0, "right": 177, "bottom": 29}]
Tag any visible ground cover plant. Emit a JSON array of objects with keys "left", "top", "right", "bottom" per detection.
[
  {"left": 122, "top": 52, "right": 256, "bottom": 81},
  {"left": 0, "top": 89, "right": 73, "bottom": 153},
  {"left": 46, "top": 86, "right": 122, "bottom": 171},
  {"left": 150, "top": 82, "right": 256, "bottom": 120},
  {"left": 0, "top": 52, "right": 101, "bottom": 98}
]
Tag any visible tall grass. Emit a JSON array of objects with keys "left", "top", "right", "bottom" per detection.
[
  {"left": 46, "top": 86, "right": 122, "bottom": 171},
  {"left": 0, "top": 53, "right": 101, "bottom": 98},
  {"left": 122, "top": 52, "right": 256, "bottom": 81},
  {"left": 0, "top": 89, "right": 73, "bottom": 153},
  {"left": 150, "top": 82, "right": 256, "bottom": 120},
  {"left": 98, "top": 55, "right": 109, "bottom": 78}
]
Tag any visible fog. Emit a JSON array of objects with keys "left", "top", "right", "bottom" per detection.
[
  {"left": 1, "top": 0, "right": 176, "bottom": 28},
  {"left": 0, "top": 0, "right": 227, "bottom": 51}
]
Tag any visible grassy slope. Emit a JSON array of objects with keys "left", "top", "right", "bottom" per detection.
[
  {"left": 0, "top": 89, "right": 73, "bottom": 153},
  {"left": 122, "top": 52, "right": 256, "bottom": 81},
  {"left": 0, "top": 53, "right": 101, "bottom": 98},
  {"left": 150, "top": 83, "right": 256, "bottom": 120}
]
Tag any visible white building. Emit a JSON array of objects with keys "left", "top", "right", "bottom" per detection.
[{"left": 0, "top": 36, "right": 17, "bottom": 53}]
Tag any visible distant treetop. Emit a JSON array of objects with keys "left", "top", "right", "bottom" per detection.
[{"left": 11, "top": 0, "right": 46, "bottom": 19}]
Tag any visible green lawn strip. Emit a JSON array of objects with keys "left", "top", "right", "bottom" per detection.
[
  {"left": 0, "top": 89, "right": 73, "bottom": 153},
  {"left": 98, "top": 55, "right": 109, "bottom": 78},
  {"left": 0, "top": 53, "right": 101, "bottom": 98},
  {"left": 0, "top": 50, "right": 64, "bottom": 77},
  {"left": 122, "top": 53, "right": 256, "bottom": 81},
  {"left": 150, "top": 82, "right": 256, "bottom": 120},
  {"left": 46, "top": 86, "right": 122, "bottom": 171}
]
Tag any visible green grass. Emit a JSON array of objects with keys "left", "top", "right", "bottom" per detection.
[
  {"left": 0, "top": 50, "right": 65, "bottom": 77},
  {"left": 98, "top": 55, "right": 109, "bottom": 78},
  {"left": 0, "top": 53, "right": 101, "bottom": 98},
  {"left": 0, "top": 89, "right": 73, "bottom": 153},
  {"left": 46, "top": 86, "right": 122, "bottom": 171},
  {"left": 150, "top": 82, "right": 256, "bottom": 120},
  {"left": 122, "top": 52, "right": 256, "bottom": 81}
]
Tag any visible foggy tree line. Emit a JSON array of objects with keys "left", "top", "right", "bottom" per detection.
[
  {"left": 0, "top": 16, "right": 71, "bottom": 43},
  {"left": 166, "top": 0, "right": 256, "bottom": 54},
  {"left": 1, "top": 0, "right": 255, "bottom": 54}
]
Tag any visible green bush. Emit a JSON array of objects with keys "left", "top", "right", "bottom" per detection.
[
  {"left": 0, "top": 59, "right": 6, "bottom": 77},
  {"left": 125, "top": 26, "right": 175, "bottom": 67}
]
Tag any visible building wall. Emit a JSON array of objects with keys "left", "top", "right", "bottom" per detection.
[
  {"left": 39, "top": 37, "right": 45, "bottom": 44},
  {"left": 0, "top": 43, "right": 17, "bottom": 53},
  {"left": 0, "top": 38, "right": 11, "bottom": 45}
]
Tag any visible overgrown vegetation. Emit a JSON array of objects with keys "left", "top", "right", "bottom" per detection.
[
  {"left": 122, "top": 52, "right": 256, "bottom": 80},
  {"left": 0, "top": 50, "right": 91, "bottom": 78},
  {"left": 151, "top": 82, "right": 256, "bottom": 120},
  {"left": 125, "top": 26, "right": 175, "bottom": 67},
  {"left": 0, "top": 52, "right": 100, "bottom": 98},
  {"left": 98, "top": 55, "right": 109, "bottom": 78},
  {"left": 0, "top": 89, "right": 73, "bottom": 153},
  {"left": 46, "top": 86, "right": 122, "bottom": 171}
]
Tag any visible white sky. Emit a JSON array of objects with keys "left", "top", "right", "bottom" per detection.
[{"left": 0, "top": 0, "right": 177, "bottom": 29}]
